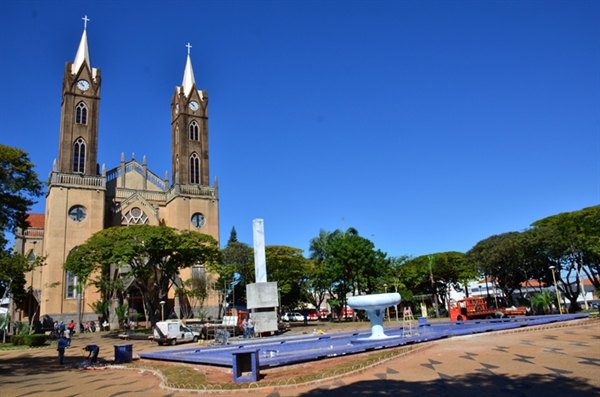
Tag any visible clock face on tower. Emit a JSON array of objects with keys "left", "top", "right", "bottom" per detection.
[
  {"left": 189, "top": 101, "right": 199, "bottom": 111},
  {"left": 77, "top": 79, "right": 90, "bottom": 91}
]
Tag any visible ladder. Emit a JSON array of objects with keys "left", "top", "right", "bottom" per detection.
[{"left": 402, "top": 306, "right": 418, "bottom": 338}]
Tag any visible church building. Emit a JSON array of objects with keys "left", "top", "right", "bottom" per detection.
[{"left": 14, "top": 20, "right": 221, "bottom": 326}]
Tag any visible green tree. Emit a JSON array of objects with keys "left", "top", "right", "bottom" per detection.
[
  {"left": 0, "top": 145, "right": 44, "bottom": 251},
  {"left": 532, "top": 205, "right": 600, "bottom": 309},
  {"left": 530, "top": 290, "right": 556, "bottom": 315},
  {"left": 466, "top": 232, "right": 531, "bottom": 301},
  {"left": 176, "top": 270, "right": 213, "bottom": 318},
  {"left": 219, "top": 240, "right": 253, "bottom": 310},
  {"left": 64, "top": 225, "right": 222, "bottom": 326},
  {"left": 228, "top": 227, "right": 238, "bottom": 244},
  {"left": 0, "top": 252, "right": 42, "bottom": 314},
  {"left": 115, "top": 303, "right": 129, "bottom": 328},
  {"left": 396, "top": 253, "right": 469, "bottom": 316},
  {"left": 317, "top": 228, "right": 389, "bottom": 320},
  {"left": 88, "top": 274, "right": 126, "bottom": 324},
  {"left": 387, "top": 255, "right": 413, "bottom": 303},
  {"left": 307, "top": 229, "right": 342, "bottom": 313},
  {"left": 88, "top": 300, "right": 110, "bottom": 323},
  {"left": 265, "top": 245, "right": 311, "bottom": 310}
]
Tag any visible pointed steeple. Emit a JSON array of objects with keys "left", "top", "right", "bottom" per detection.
[
  {"left": 182, "top": 43, "right": 196, "bottom": 97},
  {"left": 72, "top": 16, "right": 91, "bottom": 74}
]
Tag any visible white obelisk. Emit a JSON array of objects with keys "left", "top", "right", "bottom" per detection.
[{"left": 253, "top": 219, "right": 267, "bottom": 283}]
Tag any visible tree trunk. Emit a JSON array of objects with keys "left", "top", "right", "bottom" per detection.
[{"left": 76, "top": 283, "right": 82, "bottom": 335}]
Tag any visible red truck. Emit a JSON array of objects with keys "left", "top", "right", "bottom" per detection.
[{"left": 449, "top": 297, "right": 527, "bottom": 321}]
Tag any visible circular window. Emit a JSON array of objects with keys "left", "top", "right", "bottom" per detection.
[
  {"left": 69, "top": 205, "right": 87, "bottom": 222},
  {"left": 191, "top": 213, "right": 205, "bottom": 228}
]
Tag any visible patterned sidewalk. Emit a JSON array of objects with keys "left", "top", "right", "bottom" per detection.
[{"left": 0, "top": 319, "right": 598, "bottom": 396}]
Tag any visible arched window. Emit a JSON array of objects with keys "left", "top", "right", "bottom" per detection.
[
  {"left": 189, "top": 120, "right": 199, "bottom": 141},
  {"left": 73, "top": 137, "right": 86, "bottom": 173},
  {"left": 123, "top": 207, "right": 149, "bottom": 225},
  {"left": 190, "top": 153, "right": 200, "bottom": 184},
  {"left": 175, "top": 124, "right": 179, "bottom": 144},
  {"left": 75, "top": 102, "right": 88, "bottom": 124},
  {"left": 65, "top": 271, "right": 78, "bottom": 298}
]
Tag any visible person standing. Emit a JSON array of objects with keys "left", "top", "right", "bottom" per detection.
[
  {"left": 247, "top": 317, "right": 255, "bottom": 338},
  {"left": 241, "top": 317, "right": 248, "bottom": 339},
  {"left": 65, "top": 327, "right": 71, "bottom": 347},
  {"left": 57, "top": 336, "right": 67, "bottom": 365},
  {"left": 59, "top": 321, "right": 65, "bottom": 337}
]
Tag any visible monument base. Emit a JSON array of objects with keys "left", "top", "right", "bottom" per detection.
[{"left": 247, "top": 282, "right": 279, "bottom": 334}]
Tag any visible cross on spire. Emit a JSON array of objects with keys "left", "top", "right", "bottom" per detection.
[
  {"left": 186, "top": 42, "right": 192, "bottom": 55},
  {"left": 82, "top": 15, "right": 90, "bottom": 30}
]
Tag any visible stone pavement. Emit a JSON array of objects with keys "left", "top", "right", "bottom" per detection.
[{"left": 0, "top": 319, "right": 598, "bottom": 396}]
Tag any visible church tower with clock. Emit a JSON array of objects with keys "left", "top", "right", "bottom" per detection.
[
  {"left": 41, "top": 18, "right": 106, "bottom": 317},
  {"left": 16, "top": 18, "right": 220, "bottom": 325},
  {"left": 56, "top": 16, "right": 100, "bottom": 176}
]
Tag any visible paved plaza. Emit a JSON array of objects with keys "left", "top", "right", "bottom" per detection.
[{"left": 0, "top": 319, "right": 598, "bottom": 396}]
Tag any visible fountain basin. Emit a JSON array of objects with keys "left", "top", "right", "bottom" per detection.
[{"left": 348, "top": 293, "right": 401, "bottom": 340}]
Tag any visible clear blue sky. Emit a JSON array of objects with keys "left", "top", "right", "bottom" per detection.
[{"left": 1, "top": 1, "right": 598, "bottom": 259}]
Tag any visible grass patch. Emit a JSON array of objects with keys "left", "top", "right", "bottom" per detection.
[
  {"left": 267, "top": 345, "right": 416, "bottom": 384},
  {"left": 0, "top": 342, "right": 55, "bottom": 351},
  {"left": 128, "top": 345, "right": 416, "bottom": 390}
]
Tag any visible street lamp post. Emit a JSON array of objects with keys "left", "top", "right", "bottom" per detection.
[
  {"left": 384, "top": 284, "right": 389, "bottom": 321},
  {"left": 160, "top": 301, "right": 165, "bottom": 322},
  {"left": 549, "top": 266, "right": 562, "bottom": 315}
]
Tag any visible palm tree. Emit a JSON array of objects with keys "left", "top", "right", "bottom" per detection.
[{"left": 531, "top": 290, "right": 556, "bottom": 314}]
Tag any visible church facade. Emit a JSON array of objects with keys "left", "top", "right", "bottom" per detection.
[{"left": 14, "top": 23, "right": 221, "bottom": 325}]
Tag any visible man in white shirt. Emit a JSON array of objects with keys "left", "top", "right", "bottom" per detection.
[{"left": 247, "top": 318, "right": 255, "bottom": 338}]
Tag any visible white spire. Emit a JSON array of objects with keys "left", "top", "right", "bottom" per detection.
[
  {"left": 72, "top": 16, "right": 91, "bottom": 74},
  {"left": 182, "top": 42, "right": 196, "bottom": 97}
]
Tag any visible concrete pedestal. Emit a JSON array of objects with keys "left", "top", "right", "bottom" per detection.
[{"left": 232, "top": 349, "right": 260, "bottom": 383}]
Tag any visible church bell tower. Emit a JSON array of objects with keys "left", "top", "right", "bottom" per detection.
[
  {"left": 171, "top": 43, "right": 209, "bottom": 186},
  {"left": 42, "top": 16, "right": 105, "bottom": 322},
  {"left": 57, "top": 15, "right": 101, "bottom": 175}
]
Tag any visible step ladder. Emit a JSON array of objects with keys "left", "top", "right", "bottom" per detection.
[{"left": 402, "top": 306, "right": 418, "bottom": 338}]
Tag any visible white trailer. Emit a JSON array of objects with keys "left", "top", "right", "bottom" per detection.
[{"left": 153, "top": 320, "right": 200, "bottom": 346}]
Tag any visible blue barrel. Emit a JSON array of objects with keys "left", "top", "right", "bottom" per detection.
[{"left": 114, "top": 344, "right": 133, "bottom": 364}]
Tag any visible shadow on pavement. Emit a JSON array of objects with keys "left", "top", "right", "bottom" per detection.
[{"left": 297, "top": 373, "right": 600, "bottom": 397}]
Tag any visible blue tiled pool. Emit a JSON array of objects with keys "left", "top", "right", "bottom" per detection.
[{"left": 139, "top": 314, "right": 588, "bottom": 368}]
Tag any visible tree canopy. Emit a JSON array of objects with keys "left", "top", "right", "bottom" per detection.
[
  {"left": 0, "top": 144, "right": 43, "bottom": 250},
  {"left": 308, "top": 228, "right": 391, "bottom": 318},
  {"left": 64, "top": 225, "right": 222, "bottom": 325},
  {"left": 0, "top": 144, "right": 44, "bottom": 309},
  {"left": 530, "top": 205, "right": 600, "bottom": 307}
]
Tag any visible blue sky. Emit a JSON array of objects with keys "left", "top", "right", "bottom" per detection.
[{"left": 1, "top": 1, "right": 598, "bottom": 259}]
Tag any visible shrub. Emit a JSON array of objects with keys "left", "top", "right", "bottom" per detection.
[
  {"left": 11, "top": 334, "right": 25, "bottom": 346},
  {"left": 10, "top": 333, "right": 48, "bottom": 347},
  {"left": 28, "top": 334, "right": 48, "bottom": 346}
]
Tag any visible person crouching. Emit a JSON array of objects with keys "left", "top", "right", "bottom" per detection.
[{"left": 83, "top": 344, "right": 100, "bottom": 363}]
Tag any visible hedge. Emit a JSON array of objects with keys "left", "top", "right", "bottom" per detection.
[{"left": 11, "top": 334, "right": 48, "bottom": 347}]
